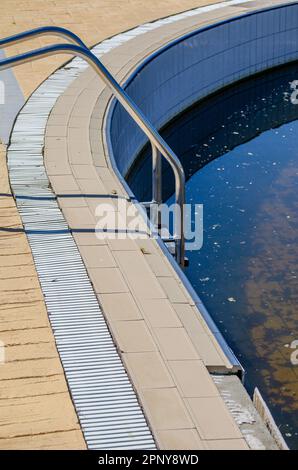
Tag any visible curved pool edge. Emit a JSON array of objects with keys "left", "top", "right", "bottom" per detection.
[{"left": 106, "top": 0, "right": 298, "bottom": 378}]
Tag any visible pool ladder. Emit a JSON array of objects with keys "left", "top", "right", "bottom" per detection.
[{"left": 0, "top": 26, "right": 186, "bottom": 267}]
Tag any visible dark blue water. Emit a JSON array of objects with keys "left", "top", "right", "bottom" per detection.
[{"left": 128, "top": 63, "right": 298, "bottom": 449}]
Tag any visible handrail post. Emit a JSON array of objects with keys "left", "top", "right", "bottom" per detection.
[
  {"left": 151, "top": 142, "right": 162, "bottom": 232},
  {"left": 174, "top": 170, "right": 185, "bottom": 267}
]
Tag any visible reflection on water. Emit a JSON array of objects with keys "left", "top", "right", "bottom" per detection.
[{"left": 128, "top": 63, "right": 298, "bottom": 448}]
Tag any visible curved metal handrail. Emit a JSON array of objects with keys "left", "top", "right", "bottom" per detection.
[
  {"left": 0, "top": 34, "right": 185, "bottom": 267},
  {"left": 0, "top": 26, "right": 88, "bottom": 49}
]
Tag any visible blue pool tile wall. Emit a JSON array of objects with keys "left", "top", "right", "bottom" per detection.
[{"left": 109, "top": 2, "right": 298, "bottom": 177}]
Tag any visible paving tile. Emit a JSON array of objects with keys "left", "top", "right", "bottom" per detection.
[
  {"left": 0, "top": 326, "right": 55, "bottom": 347},
  {"left": 168, "top": 360, "right": 219, "bottom": 398},
  {"left": 186, "top": 397, "right": 243, "bottom": 440},
  {"left": 141, "top": 299, "right": 182, "bottom": 328},
  {"left": 173, "top": 303, "right": 210, "bottom": 335},
  {"left": 79, "top": 245, "right": 116, "bottom": 268},
  {"left": 123, "top": 352, "right": 174, "bottom": 389},
  {"left": 156, "top": 429, "right": 206, "bottom": 450},
  {"left": 0, "top": 393, "right": 81, "bottom": 438},
  {"left": 0, "top": 303, "right": 49, "bottom": 331},
  {"left": 45, "top": 160, "right": 72, "bottom": 176},
  {"left": 0, "top": 277, "right": 39, "bottom": 294},
  {"left": 77, "top": 178, "right": 107, "bottom": 195},
  {"left": 107, "top": 238, "right": 139, "bottom": 251},
  {"left": 72, "top": 164, "right": 98, "bottom": 180},
  {"left": 69, "top": 149, "right": 93, "bottom": 166},
  {"left": 187, "top": 331, "right": 226, "bottom": 368},
  {"left": 144, "top": 253, "right": 173, "bottom": 277},
  {"left": 1, "top": 289, "right": 44, "bottom": 313},
  {"left": 62, "top": 207, "right": 96, "bottom": 226},
  {"left": 68, "top": 139, "right": 92, "bottom": 166},
  {"left": 101, "top": 178, "right": 127, "bottom": 197},
  {"left": 50, "top": 175, "right": 79, "bottom": 193},
  {"left": 73, "top": 231, "right": 106, "bottom": 246},
  {"left": 46, "top": 136, "right": 67, "bottom": 150},
  {"left": 111, "top": 320, "right": 157, "bottom": 353},
  {"left": 141, "top": 388, "right": 194, "bottom": 430},
  {"left": 6, "top": 341, "right": 60, "bottom": 364},
  {"left": 50, "top": 95, "right": 77, "bottom": 115},
  {"left": 92, "top": 149, "right": 107, "bottom": 167},
  {"left": 0, "top": 357, "right": 63, "bottom": 381},
  {"left": 45, "top": 124, "right": 67, "bottom": 137},
  {"left": 99, "top": 292, "right": 142, "bottom": 321},
  {"left": 47, "top": 114, "right": 69, "bottom": 127},
  {"left": 1, "top": 253, "right": 32, "bottom": 267},
  {"left": 86, "top": 196, "right": 119, "bottom": 214},
  {"left": 205, "top": 439, "right": 249, "bottom": 450},
  {"left": 68, "top": 126, "right": 89, "bottom": 143},
  {"left": 95, "top": 167, "right": 115, "bottom": 182},
  {"left": 89, "top": 267, "right": 129, "bottom": 294},
  {"left": 172, "top": 304, "right": 227, "bottom": 367},
  {"left": 0, "top": 374, "right": 67, "bottom": 400},
  {"left": 154, "top": 328, "right": 198, "bottom": 360},
  {"left": 58, "top": 195, "right": 87, "bottom": 208},
  {"left": 0, "top": 430, "right": 86, "bottom": 450},
  {"left": 74, "top": 87, "right": 101, "bottom": 109},
  {"left": 158, "top": 277, "right": 188, "bottom": 303},
  {"left": 114, "top": 250, "right": 166, "bottom": 300},
  {"left": 68, "top": 115, "right": 91, "bottom": 129}
]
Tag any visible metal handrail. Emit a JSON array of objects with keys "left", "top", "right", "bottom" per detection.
[
  {"left": 0, "top": 29, "right": 185, "bottom": 266},
  {"left": 0, "top": 26, "right": 88, "bottom": 49}
]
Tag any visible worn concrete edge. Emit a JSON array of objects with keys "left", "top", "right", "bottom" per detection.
[{"left": 213, "top": 375, "right": 281, "bottom": 450}]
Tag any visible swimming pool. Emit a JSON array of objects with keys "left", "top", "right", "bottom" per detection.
[{"left": 128, "top": 62, "right": 298, "bottom": 449}]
